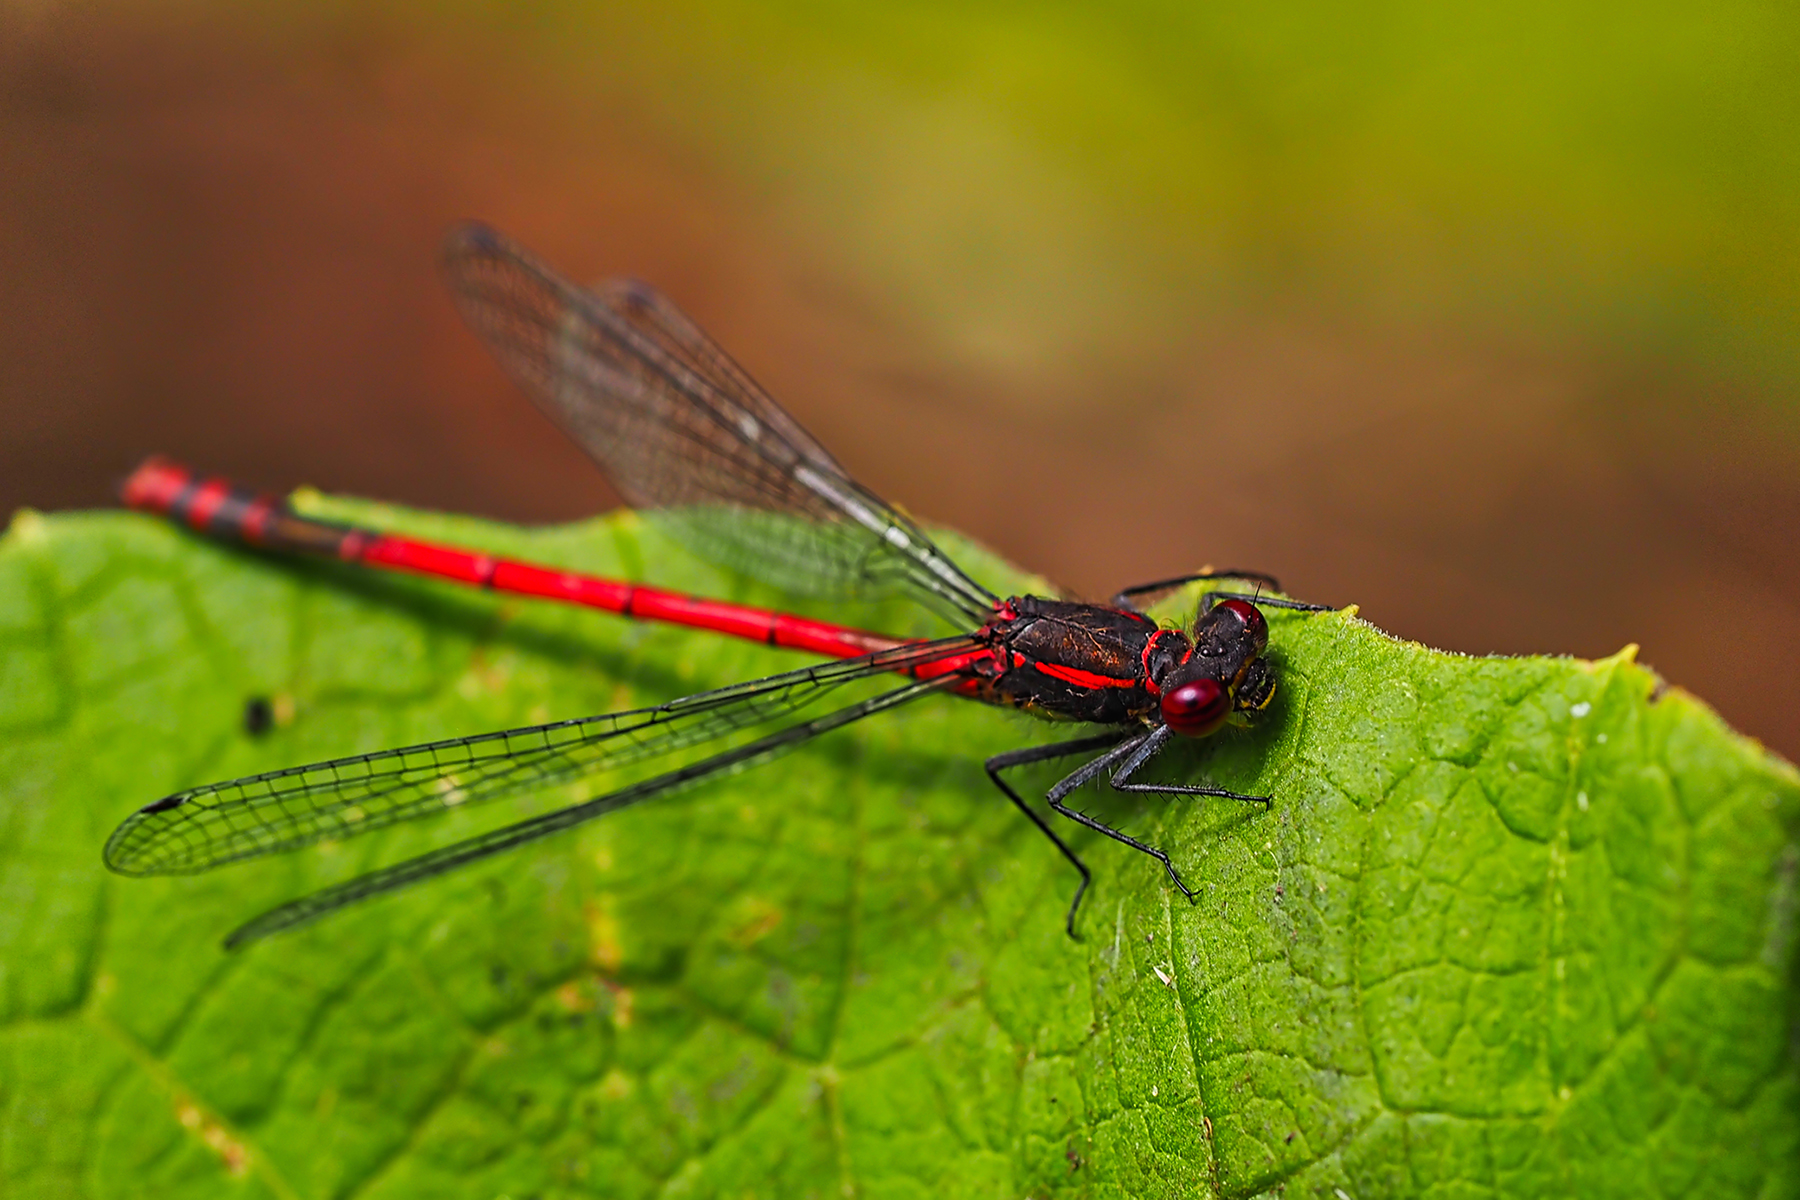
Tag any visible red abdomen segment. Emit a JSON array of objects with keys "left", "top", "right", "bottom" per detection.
[{"left": 121, "top": 458, "right": 922, "bottom": 663}]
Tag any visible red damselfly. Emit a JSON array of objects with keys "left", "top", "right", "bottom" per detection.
[{"left": 104, "top": 222, "right": 1332, "bottom": 948}]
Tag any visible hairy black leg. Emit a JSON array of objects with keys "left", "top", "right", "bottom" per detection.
[
  {"left": 1107, "top": 725, "right": 1273, "bottom": 806},
  {"left": 1199, "top": 589, "right": 1336, "bottom": 614},
  {"left": 1046, "top": 724, "right": 1272, "bottom": 905},
  {"left": 985, "top": 731, "right": 1133, "bottom": 938},
  {"left": 1111, "top": 568, "right": 1282, "bottom": 611}
]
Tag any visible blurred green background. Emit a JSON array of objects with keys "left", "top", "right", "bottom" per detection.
[{"left": 4, "top": 1, "right": 1798, "bottom": 754}]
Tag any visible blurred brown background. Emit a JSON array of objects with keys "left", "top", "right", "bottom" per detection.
[{"left": 4, "top": 4, "right": 1798, "bottom": 757}]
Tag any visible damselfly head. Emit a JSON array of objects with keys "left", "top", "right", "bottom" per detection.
[{"left": 1158, "top": 598, "right": 1274, "bottom": 737}]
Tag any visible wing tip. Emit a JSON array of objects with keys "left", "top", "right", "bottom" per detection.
[
  {"left": 101, "top": 823, "right": 151, "bottom": 876},
  {"left": 102, "top": 793, "right": 193, "bottom": 875}
]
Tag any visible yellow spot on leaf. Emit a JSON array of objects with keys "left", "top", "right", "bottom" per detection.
[
  {"left": 173, "top": 1100, "right": 248, "bottom": 1175},
  {"left": 729, "top": 897, "right": 784, "bottom": 947},
  {"left": 587, "top": 899, "right": 622, "bottom": 971},
  {"left": 203, "top": 1126, "right": 249, "bottom": 1176},
  {"left": 6, "top": 509, "right": 46, "bottom": 543},
  {"left": 606, "top": 982, "right": 635, "bottom": 1029},
  {"left": 555, "top": 979, "right": 597, "bottom": 1013}
]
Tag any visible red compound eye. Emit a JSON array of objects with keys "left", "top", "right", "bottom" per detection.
[
  {"left": 1161, "top": 677, "right": 1231, "bottom": 737},
  {"left": 1217, "top": 598, "right": 1268, "bottom": 651}
]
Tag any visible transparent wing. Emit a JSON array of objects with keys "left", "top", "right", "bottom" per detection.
[
  {"left": 104, "top": 636, "right": 983, "bottom": 877},
  {"left": 442, "top": 222, "right": 996, "bottom": 624},
  {"left": 219, "top": 676, "right": 941, "bottom": 947}
]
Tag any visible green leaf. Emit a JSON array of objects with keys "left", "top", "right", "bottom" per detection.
[{"left": 3, "top": 499, "right": 1797, "bottom": 1199}]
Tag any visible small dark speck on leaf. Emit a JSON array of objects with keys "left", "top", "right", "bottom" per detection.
[
  {"left": 1274, "top": 884, "right": 1285, "bottom": 901},
  {"left": 243, "top": 696, "right": 273, "bottom": 736},
  {"left": 1065, "top": 1144, "right": 1083, "bottom": 1172},
  {"left": 1286, "top": 1131, "right": 1297, "bottom": 1144}
]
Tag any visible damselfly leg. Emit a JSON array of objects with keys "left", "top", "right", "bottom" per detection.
[
  {"left": 1200, "top": 591, "right": 1337, "bottom": 614},
  {"left": 985, "top": 732, "right": 1126, "bottom": 936},
  {"left": 986, "top": 723, "right": 1271, "bottom": 936},
  {"left": 1111, "top": 568, "right": 1283, "bottom": 611}
]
